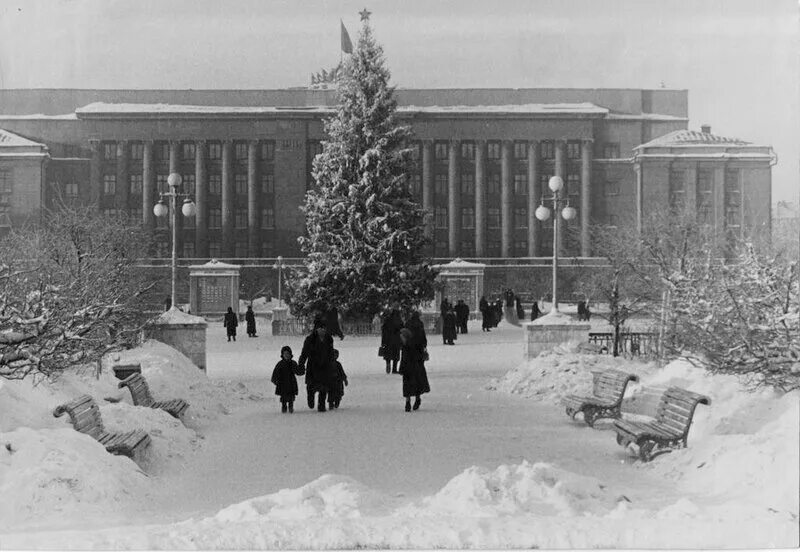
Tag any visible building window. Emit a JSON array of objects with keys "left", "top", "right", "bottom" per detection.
[
  {"left": 102, "top": 208, "right": 121, "bottom": 218},
  {"left": 183, "top": 174, "right": 196, "bottom": 196},
  {"left": 261, "top": 173, "right": 274, "bottom": 195},
  {"left": 697, "top": 169, "right": 713, "bottom": 221},
  {"left": 183, "top": 241, "right": 195, "bottom": 258},
  {"left": 261, "top": 141, "right": 275, "bottom": 161},
  {"left": 567, "top": 173, "right": 580, "bottom": 195},
  {"left": 129, "top": 207, "right": 142, "bottom": 221},
  {"left": 409, "top": 173, "right": 422, "bottom": 197},
  {"left": 103, "top": 142, "right": 117, "bottom": 161},
  {"left": 208, "top": 142, "right": 222, "bottom": 160},
  {"left": 434, "top": 207, "right": 448, "bottom": 229},
  {"left": 0, "top": 169, "right": 11, "bottom": 195},
  {"left": 567, "top": 141, "right": 581, "bottom": 159},
  {"left": 182, "top": 142, "right": 196, "bottom": 161},
  {"left": 462, "top": 207, "right": 475, "bottom": 229},
  {"left": 461, "top": 142, "right": 475, "bottom": 161},
  {"left": 103, "top": 174, "right": 116, "bottom": 195},
  {"left": 514, "top": 174, "right": 527, "bottom": 196},
  {"left": 209, "top": 241, "right": 221, "bottom": 258},
  {"left": 514, "top": 141, "right": 527, "bottom": 160},
  {"left": 461, "top": 173, "right": 475, "bottom": 195},
  {"left": 669, "top": 170, "right": 685, "bottom": 210},
  {"left": 235, "top": 142, "right": 248, "bottom": 161},
  {"left": 540, "top": 141, "right": 555, "bottom": 160},
  {"left": 515, "top": 207, "right": 528, "bottom": 229},
  {"left": 605, "top": 215, "right": 619, "bottom": 228},
  {"left": 461, "top": 240, "right": 475, "bottom": 256},
  {"left": 540, "top": 174, "right": 552, "bottom": 195},
  {"left": 209, "top": 174, "right": 222, "bottom": 195},
  {"left": 603, "top": 143, "right": 620, "bottom": 159},
  {"left": 435, "top": 240, "right": 448, "bottom": 256},
  {"left": 434, "top": 142, "right": 448, "bottom": 161},
  {"left": 488, "top": 207, "right": 501, "bottom": 229},
  {"left": 514, "top": 240, "right": 527, "bottom": 256},
  {"left": 725, "top": 169, "right": 741, "bottom": 229},
  {"left": 64, "top": 182, "right": 78, "bottom": 198},
  {"left": 487, "top": 173, "right": 501, "bottom": 195},
  {"left": 130, "top": 143, "right": 144, "bottom": 160},
  {"left": 156, "top": 142, "right": 170, "bottom": 163},
  {"left": 488, "top": 240, "right": 501, "bottom": 256},
  {"left": 604, "top": 181, "right": 620, "bottom": 196},
  {"left": 262, "top": 208, "right": 275, "bottom": 228},
  {"left": 209, "top": 208, "right": 222, "bottom": 229},
  {"left": 487, "top": 141, "right": 501, "bottom": 160},
  {"left": 234, "top": 241, "right": 247, "bottom": 257},
  {"left": 435, "top": 174, "right": 448, "bottom": 196},
  {"left": 235, "top": 174, "right": 247, "bottom": 195},
  {"left": 184, "top": 212, "right": 196, "bottom": 229},
  {"left": 235, "top": 208, "right": 247, "bottom": 228},
  {"left": 129, "top": 174, "right": 143, "bottom": 195},
  {"left": 261, "top": 242, "right": 274, "bottom": 258},
  {"left": 156, "top": 174, "right": 168, "bottom": 193}
]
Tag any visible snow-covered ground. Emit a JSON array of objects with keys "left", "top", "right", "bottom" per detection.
[{"left": 0, "top": 321, "right": 797, "bottom": 548}]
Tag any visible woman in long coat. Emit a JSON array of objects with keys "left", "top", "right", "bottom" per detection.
[
  {"left": 298, "top": 318, "right": 337, "bottom": 412},
  {"left": 399, "top": 328, "right": 430, "bottom": 412},
  {"left": 381, "top": 309, "right": 404, "bottom": 374},
  {"left": 245, "top": 305, "right": 257, "bottom": 337},
  {"left": 223, "top": 307, "right": 238, "bottom": 342},
  {"left": 442, "top": 307, "right": 457, "bottom": 345}
]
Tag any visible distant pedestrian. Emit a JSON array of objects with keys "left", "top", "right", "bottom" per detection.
[
  {"left": 455, "top": 299, "right": 469, "bottom": 334},
  {"left": 577, "top": 301, "right": 587, "bottom": 321},
  {"left": 380, "top": 309, "right": 404, "bottom": 374},
  {"left": 479, "top": 296, "right": 492, "bottom": 332},
  {"left": 530, "top": 300, "right": 541, "bottom": 321},
  {"left": 515, "top": 296, "right": 525, "bottom": 321},
  {"left": 443, "top": 307, "right": 457, "bottom": 345},
  {"left": 271, "top": 345, "right": 302, "bottom": 413},
  {"left": 399, "top": 328, "right": 430, "bottom": 412},
  {"left": 328, "top": 349, "right": 348, "bottom": 409},
  {"left": 245, "top": 305, "right": 257, "bottom": 337},
  {"left": 164, "top": 296, "right": 172, "bottom": 312},
  {"left": 298, "top": 317, "right": 337, "bottom": 412},
  {"left": 223, "top": 306, "right": 238, "bottom": 342},
  {"left": 326, "top": 306, "right": 345, "bottom": 341},
  {"left": 493, "top": 298, "right": 503, "bottom": 327}
]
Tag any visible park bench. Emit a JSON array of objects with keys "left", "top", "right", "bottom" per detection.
[
  {"left": 613, "top": 386, "right": 711, "bottom": 462},
  {"left": 118, "top": 373, "right": 190, "bottom": 420},
  {"left": 53, "top": 394, "right": 151, "bottom": 461},
  {"left": 563, "top": 369, "right": 640, "bottom": 427}
]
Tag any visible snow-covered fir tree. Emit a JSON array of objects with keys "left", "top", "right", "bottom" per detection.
[{"left": 289, "top": 17, "right": 436, "bottom": 320}]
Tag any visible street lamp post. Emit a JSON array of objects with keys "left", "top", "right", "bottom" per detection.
[
  {"left": 535, "top": 175, "right": 577, "bottom": 313},
  {"left": 153, "top": 172, "right": 196, "bottom": 310},
  {"left": 272, "top": 256, "right": 285, "bottom": 307}
]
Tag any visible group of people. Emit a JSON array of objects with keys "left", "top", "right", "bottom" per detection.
[
  {"left": 379, "top": 309, "right": 431, "bottom": 411},
  {"left": 223, "top": 305, "right": 260, "bottom": 341},
  {"left": 439, "top": 298, "right": 470, "bottom": 345}
]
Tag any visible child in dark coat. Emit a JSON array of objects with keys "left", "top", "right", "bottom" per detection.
[
  {"left": 328, "top": 349, "right": 349, "bottom": 409},
  {"left": 271, "top": 345, "right": 303, "bottom": 413}
]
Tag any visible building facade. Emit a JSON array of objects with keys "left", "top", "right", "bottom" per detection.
[{"left": 0, "top": 88, "right": 775, "bottom": 259}]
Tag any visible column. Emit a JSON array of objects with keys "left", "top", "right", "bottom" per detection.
[
  {"left": 168, "top": 141, "right": 183, "bottom": 256},
  {"left": 713, "top": 163, "right": 726, "bottom": 233},
  {"left": 685, "top": 163, "right": 698, "bottom": 218},
  {"left": 116, "top": 140, "right": 129, "bottom": 212},
  {"left": 447, "top": 140, "right": 460, "bottom": 257},
  {"left": 142, "top": 141, "right": 155, "bottom": 229},
  {"left": 88, "top": 139, "right": 101, "bottom": 207},
  {"left": 527, "top": 140, "right": 540, "bottom": 257},
  {"left": 580, "top": 139, "right": 593, "bottom": 257},
  {"left": 247, "top": 140, "right": 259, "bottom": 258},
  {"left": 421, "top": 140, "right": 434, "bottom": 247},
  {"left": 554, "top": 140, "right": 566, "bottom": 256},
  {"left": 221, "top": 140, "right": 234, "bottom": 258},
  {"left": 500, "top": 140, "right": 513, "bottom": 258},
  {"left": 195, "top": 140, "right": 208, "bottom": 258},
  {"left": 474, "top": 140, "right": 487, "bottom": 257},
  {"left": 634, "top": 161, "right": 643, "bottom": 234}
]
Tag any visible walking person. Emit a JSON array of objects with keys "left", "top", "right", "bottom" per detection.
[
  {"left": 298, "top": 318, "right": 337, "bottom": 412},
  {"left": 271, "top": 346, "right": 302, "bottom": 413},
  {"left": 455, "top": 299, "right": 469, "bottom": 334},
  {"left": 223, "top": 306, "right": 238, "bottom": 342},
  {"left": 380, "top": 308, "right": 403, "bottom": 374},
  {"left": 399, "top": 328, "right": 430, "bottom": 412},
  {"left": 326, "top": 306, "right": 345, "bottom": 341},
  {"left": 515, "top": 296, "right": 525, "bottom": 321},
  {"left": 443, "top": 306, "right": 457, "bottom": 345},
  {"left": 493, "top": 298, "right": 503, "bottom": 327},
  {"left": 328, "top": 349, "right": 348, "bottom": 409},
  {"left": 530, "top": 300, "right": 541, "bottom": 321},
  {"left": 245, "top": 305, "right": 257, "bottom": 337},
  {"left": 479, "top": 296, "right": 492, "bottom": 332},
  {"left": 405, "top": 310, "right": 428, "bottom": 353}
]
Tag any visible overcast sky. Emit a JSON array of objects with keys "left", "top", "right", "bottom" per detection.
[{"left": 0, "top": 0, "right": 797, "bottom": 203}]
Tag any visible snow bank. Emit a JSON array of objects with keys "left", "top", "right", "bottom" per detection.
[{"left": 0, "top": 427, "right": 150, "bottom": 532}]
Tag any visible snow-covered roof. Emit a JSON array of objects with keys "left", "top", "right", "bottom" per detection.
[
  {"left": 605, "top": 112, "right": 688, "bottom": 122},
  {"left": 399, "top": 103, "right": 608, "bottom": 116},
  {"left": 150, "top": 306, "right": 207, "bottom": 326},
  {"left": 0, "top": 129, "right": 45, "bottom": 147},
  {"left": 0, "top": 129, "right": 48, "bottom": 159},
  {"left": 434, "top": 258, "right": 487, "bottom": 270},
  {"left": 637, "top": 129, "right": 750, "bottom": 148}
]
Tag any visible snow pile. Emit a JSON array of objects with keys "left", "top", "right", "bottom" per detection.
[
  {"left": 485, "top": 350, "right": 653, "bottom": 405},
  {"left": 238, "top": 297, "right": 281, "bottom": 313},
  {"left": 406, "top": 461, "right": 628, "bottom": 518},
  {"left": 0, "top": 427, "right": 150, "bottom": 532}
]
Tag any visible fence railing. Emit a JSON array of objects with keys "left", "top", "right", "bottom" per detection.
[{"left": 588, "top": 332, "right": 659, "bottom": 357}]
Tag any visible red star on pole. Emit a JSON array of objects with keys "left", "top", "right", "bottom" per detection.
[{"left": 359, "top": 8, "right": 371, "bottom": 21}]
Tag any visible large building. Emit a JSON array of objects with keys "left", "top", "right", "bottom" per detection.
[{"left": 0, "top": 88, "right": 775, "bottom": 259}]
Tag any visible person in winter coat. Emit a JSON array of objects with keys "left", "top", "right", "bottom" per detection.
[
  {"left": 298, "top": 318, "right": 337, "bottom": 412},
  {"left": 455, "top": 299, "right": 469, "bottom": 334},
  {"left": 326, "top": 307, "right": 345, "bottom": 340},
  {"left": 381, "top": 309, "right": 404, "bottom": 374},
  {"left": 328, "top": 349, "right": 348, "bottom": 409},
  {"left": 515, "top": 296, "right": 525, "bottom": 321},
  {"left": 442, "top": 307, "right": 457, "bottom": 345},
  {"left": 399, "top": 328, "right": 430, "bottom": 412},
  {"left": 245, "top": 305, "right": 257, "bottom": 337},
  {"left": 405, "top": 311, "right": 427, "bottom": 353},
  {"left": 479, "top": 296, "right": 492, "bottom": 332},
  {"left": 271, "top": 345, "right": 302, "bottom": 413},
  {"left": 530, "top": 300, "right": 541, "bottom": 321},
  {"left": 223, "top": 306, "right": 238, "bottom": 342},
  {"left": 493, "top": 298, "right": 503, "bottom": 327}
]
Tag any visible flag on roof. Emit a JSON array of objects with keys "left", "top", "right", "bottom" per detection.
[{"left": 340, "top": 20, "right": 353, "bottom": 54}]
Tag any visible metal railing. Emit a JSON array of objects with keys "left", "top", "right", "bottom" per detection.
[{"left": 588, "top": 331, "right": 659, "bottom": 357}]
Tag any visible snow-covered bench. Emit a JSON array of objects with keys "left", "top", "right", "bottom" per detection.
[
  {"left": 563, "top": 369, "right": 639, "bottom": 427},
  {"left": 118, "top": 373, "right": 190, "bottom": 421},
  {"left": 613, "top": 386, "right": 711, "bottom": 462},
  {"left": 53, "top": 394, "right": 151, "bottom": 461}
]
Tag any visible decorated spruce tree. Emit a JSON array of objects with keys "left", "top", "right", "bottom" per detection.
[{"left": 289, "top": 16, "right": 436, "bottom": 320}]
